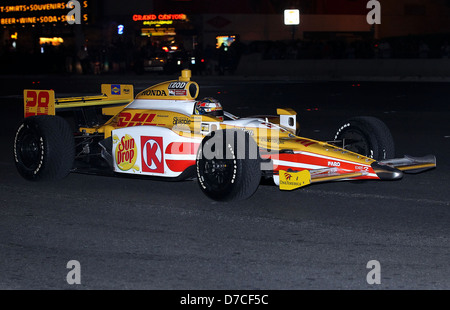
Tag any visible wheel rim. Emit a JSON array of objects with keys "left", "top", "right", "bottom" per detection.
[
  {"left": 198, "top": 139, "right": 236, "bottom": 192},
  {"left": 340, "top": 129, "right": 371, "bottom": 157},
  {"left": 17, "top": 127, "right": 42, "bottom": 170},
  {"left": 202, "top": 157, "right": 234, "bottom": 190}
]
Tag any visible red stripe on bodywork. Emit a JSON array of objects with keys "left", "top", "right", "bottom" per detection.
[
  {"left": 165, "top": 142, "right": 199, "bottom": 155},
  {"left": 165, "top": 142, "right": 200, "bottom": 172},
  {"left": 166, "top": 160, "right": 196, "bottom": 172},
  {"left": 263, "top": 152, "right": 376, "bottom": 178}
]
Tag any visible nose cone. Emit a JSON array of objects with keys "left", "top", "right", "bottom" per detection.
[{"left": 371, "top": 162, "right": 404, "bottom": 180}]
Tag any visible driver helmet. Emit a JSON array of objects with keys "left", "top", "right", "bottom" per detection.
[{"left": 194, "top": 97, "right": 224, "bottom": 121}]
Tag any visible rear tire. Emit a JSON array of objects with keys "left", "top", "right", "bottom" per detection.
[
  {"left": 14, "top": 115, "right": 75, "bottom": 181},
  {"left": 334, "top": 116, "right": 395, "bottom": 160},
  {"left": 196, "top": 130, "right": 261, "bottom": 201}
]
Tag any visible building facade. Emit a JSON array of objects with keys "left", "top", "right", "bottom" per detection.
[{"left": 1, "top": 0, "right": 449, "bottom": 74}]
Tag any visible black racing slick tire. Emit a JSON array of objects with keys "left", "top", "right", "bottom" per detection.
[
  {"left": 13, "top": 115, "right": 75, "bottom": 181},
  {"left": 334, "top": 116, "right": 395, "bottom": 160},
  {"left": 196, "top": 130, "right": 262, "bottom": 201}
]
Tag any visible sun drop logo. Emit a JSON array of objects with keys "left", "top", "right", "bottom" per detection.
[{"left": 114, "top": 134, "right": 139, "bottom": 171}]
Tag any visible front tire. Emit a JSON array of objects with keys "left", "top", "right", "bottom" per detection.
[
  {"left": 14, "top": 115, "right": 75, "bottom": 181},
  {"left": 334, "top": 116, "right": 395, "bottom": 160},
  {"left": 196, "top": 130, "right": 261, "bottom": 201}
]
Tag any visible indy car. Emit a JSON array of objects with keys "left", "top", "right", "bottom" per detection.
[{"left": 14, "top": 70, "right": 436, "bottom": 201}]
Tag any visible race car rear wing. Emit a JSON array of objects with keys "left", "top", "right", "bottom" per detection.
[{"left": 23, "top": 84, "right": 134, "bottom": 118}]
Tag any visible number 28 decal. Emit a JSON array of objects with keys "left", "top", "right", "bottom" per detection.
[{"left": 24, "top": 90, "right": 55, "bottom": 118}]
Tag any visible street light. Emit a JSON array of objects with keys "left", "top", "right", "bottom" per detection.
[{"left": 284, "top": 9, "right": 300, "bottom": 40}]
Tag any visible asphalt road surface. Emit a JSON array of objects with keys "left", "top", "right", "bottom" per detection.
[{"left": 0, "top": 74, "right": 449, "bottom": 291}]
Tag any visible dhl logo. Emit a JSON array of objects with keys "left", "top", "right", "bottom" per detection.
[
  {"left": 296, "top": 138, "right": 316, "bottom": 147},
  {"left": 116, "top": 112, "right": 156, "bottom": 127}
]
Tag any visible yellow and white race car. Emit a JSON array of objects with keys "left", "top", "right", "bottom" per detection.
[{"left": 14, "top": 70, "right": 436, "bottom": 201}]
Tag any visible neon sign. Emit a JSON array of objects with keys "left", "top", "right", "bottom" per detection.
[
  {"left": 133, "top": 14, "right": 187, "bottom": 22},
  {"left": 216, "top": 36, "right": 236, "bottom": 49},
  {"left": 0, "top": 1, "right": 89, "bottom": 26},
  {"left": 143, "top": 20, "right": 173, "bottom": 26}
]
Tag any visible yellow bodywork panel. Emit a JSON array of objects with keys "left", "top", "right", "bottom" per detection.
[
  {"left": 135, "top": 69, "right": 199, "bottom": 100},
  {"left": 23, "top": 84, "right": 134, "bottom": 118},
  {"left": 277, "top": 108, "right": 297, "bottom": 116},
  {"left": 279, "top": 170, "right": 311, "bottom": 190},
  {"left": 396, "top": 163, "right": 436, "bottom": 171},
  {"left": 55, "top": 84, "right": 133, "bottom": 109},
  {"left": 90, "top": 108, "right": 222, "bottom": 139},
  {"left": 102, "top": 105, "right": 128, "bottom": 116}
]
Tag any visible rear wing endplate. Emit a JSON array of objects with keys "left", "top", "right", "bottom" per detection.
[{"left": 23, "top": 84, "right": 134, "bottom": 118}]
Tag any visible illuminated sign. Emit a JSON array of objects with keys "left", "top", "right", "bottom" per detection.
[
  {"left": 0, "top": 1, "right": 89, "bottom": 26},
  {"left": 135, "top": 13, "right": 187, "bottom": 37},
  {"left": 216, "top": 35, "right": 236, "bottom": 49},
  {"left": 40, "top": 37, "right": 64, "bottom": 46},
  {"left": 133, "top": 14, "right": 187, "bottom": 22},
  {"left": 284, "top": 9, "right": 300, "bottom": 25},
  {"left": 118, "top": 24, "right": 124, "bottom": 35},
  {"left": 141, "top": 28, "right": 176, "bottom": 37},
  {"left": 143, "top": 20, "right": 173, "bottom": 26}
]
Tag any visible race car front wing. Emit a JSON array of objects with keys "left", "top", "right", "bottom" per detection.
[{"left": 278, "top": 154, "right": 436, "bottom": 190}]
